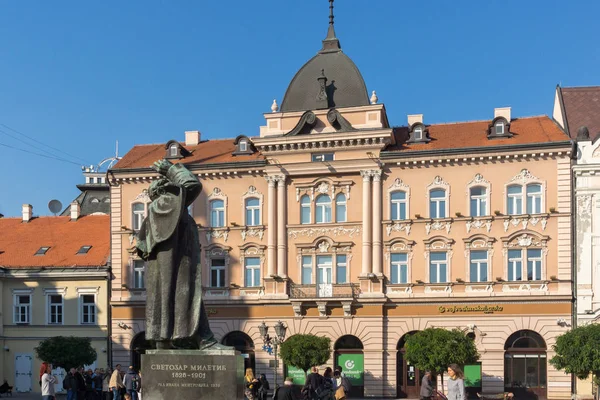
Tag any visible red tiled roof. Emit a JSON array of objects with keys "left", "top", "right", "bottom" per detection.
[
  {"left": 0, "top": 215, "right": 109, "bottom": 268},
  {"left": 114, "top": 139, "right": 264, "bottom": 170},
  {"left": 386, "top": 116, "right": 569, "bottom": 153},
  {"left": 561, "top": 86, "right": 600, "bottom": 139}
]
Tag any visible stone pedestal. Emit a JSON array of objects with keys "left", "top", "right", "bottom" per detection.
[{"left": 141, "top": 349, "right": 244, "bottom": 400}]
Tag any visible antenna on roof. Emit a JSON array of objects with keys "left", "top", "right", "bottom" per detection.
[{"left": 48, "top": 199, "right": 63, "bottom": 216}]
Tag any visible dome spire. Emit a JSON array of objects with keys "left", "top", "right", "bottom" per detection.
[{"left": 320, "top": 0, "right": 341, "bottom": 53}]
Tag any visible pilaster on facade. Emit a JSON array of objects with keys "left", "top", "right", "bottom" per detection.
[
  {"left": 371, "top": 170, "right": 383, "bottom": 276},
  {"left": 265, "top": 175, "right": 278, "bottom": 279},
  {"left": 360, "top": 170, "right": 372, "bottom": 277},
  {"left": 276, "top": 175, "right": 288, "bottom": 279}
]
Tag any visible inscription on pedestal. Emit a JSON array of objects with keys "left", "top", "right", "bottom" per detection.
[{"left": 142, "top": 350, "right": 244, "bottom": 400}]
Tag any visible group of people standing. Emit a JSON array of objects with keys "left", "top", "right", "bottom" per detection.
[
  {"left": 39, "top": 363, "right": 142, "bottom": 400},
  {"left": 420, "top": 364, "right": 467, "bottom": 400},
  {"left": 244, "top": 365, "right": 352, "bottom": 400}
]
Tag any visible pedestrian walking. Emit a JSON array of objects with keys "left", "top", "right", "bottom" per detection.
[
  {"left": 41, "top": 363, "right": 57, "bottom": 400},
  {"left": 446, "top": 364, "right": 466, "bottom": 400},
  {"left": 109, "top": 365, "right": 124, "bottom": 400},
  {"left": 275, "top": 377, "right": 296, "bottom": 400},
  {"left": 244, "top": 368, "right": 259, "bottom": 400},
  {"left": 420, "top": 370, "right": 434, "bottom": 400}
]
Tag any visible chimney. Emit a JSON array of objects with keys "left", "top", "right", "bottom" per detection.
[
  {"left": 185, "top": 130, "right": 201, "bottom": 146},
  {"left": 22, "top": 204, "right": 33, "bottom": 222},
  {"left": 494, "top": 107, "right": 511, "bottom": 121},
  {"left": 70, "top": 201, "right": 81, "bottom": 221},
  {"left": 407, "top": 114, "right": 423, "bottom": 126}
]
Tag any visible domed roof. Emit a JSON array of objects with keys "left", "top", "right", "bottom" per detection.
[{"left": 280, "top": 4, "right": 370, "bottom": 112}]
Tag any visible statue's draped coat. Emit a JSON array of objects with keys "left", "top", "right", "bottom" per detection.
[{"left": 136, "top": 163, "right": 211, "bottom": 341}]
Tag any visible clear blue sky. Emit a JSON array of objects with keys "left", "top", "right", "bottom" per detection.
[{"left": 0, "top": 0, "right": 598, "bottom": 217}]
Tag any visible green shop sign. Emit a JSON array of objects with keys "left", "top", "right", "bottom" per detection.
[
  {"left": 464, "top": 364, "right": 482, "bottom": 388},
  {"left": 285, "top": 365, "right": 306, "bottom": 386},
  {"left": 337, "top": 354, "right": 364, "bottom": 385}
]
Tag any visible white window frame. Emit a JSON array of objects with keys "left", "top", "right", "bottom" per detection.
[
  {"left": 131, "top": 202, "right": 146, "bottom": 231},
  {"left": 463, "top": 235, "right": 494, "bottom": 284},
  {"left": 44, "top": 288, "right": 66, "bottom": 325},
  {"left": 526, "top": 184, "right": 543, "bottom": 214},
  {"left": 414, "top": 126, "right": 423, "bottom": 140},
  {"left": 504, "top": 169, "right": 545, "bottom": 216},
  {"left": 300, "top": 195, "right": 311, "bottom": 224},
  {"left": 239, "top": 140, "right": 248, "bottom": 152},
  {"left": 384, "top": 239, "right": 415, "bottom": 284},
  {"left": 335, "top": 254, "right": 348, "bottom": 284},
  {"left": 245, "top": 198, "right": 261, "bottom": 226},
  {"left": 315, "top": 194, "right": 332, "bottom": 224},
  {"left": 466, "top": 174, "right": 491, "bottom": 218},
  {"left": 495, "top": 122, "right": 505, "bottom": 135},
  {"left": 429, "top": 251, "right": 448, "bottom": 283},
  {"left": 77, "top": 287, "right": 99, "bottom": 325},
  {"left": 387, "top": 179, "right": 410, "bottom": 221},
  {"left": 390, "top": 191, "right": 408, "bottom": 220},
  {"left": 296, "top": 239, "right": 353, "bottom": 287},
  {"left": 424, "top": 237, "right": 453, "bottom": 284},
  {"left": 206, "top": 187, "right": 228, "bottom": 228},
  {"left": 132, "top": 260, "right": 146, "bottom": 289},
  {"left": 239, "top": 245, "right": 266, "bottom": 289},
  {"left": 429, "top": 189, "right": 447, "bottom": 219},
  {"left": 169, "top": 144, "right": 178, "bottom": 157},
  {"left": 312, "top": 153, "right": 334, "bottom": 162},
  {"left": 301, "top": 255, "right": 313, "bottom": 284},
  {"left": 244, "top": 257, "right": 261, "bottom": 287},
  {"left": 13, "top": 289, "right": 33, "bottom": 325},
  {"left": 506, "top": 185, "right": 523, "bottom": 215},
  {"left": 390, "top": 252, "right": 409, "bottom": 284},
  {"left": 210, "top": 258, "right": 226, "bottom": 288},
  {"left": 241, "top": 186, "right": 263, "bottom": 227},
  {"left": 130, "top": 190, "right": 150, "bottom": 231},
  {"left": 209, "top": 199, "right": 225, "bottom": 228},
  {"left": 335, "top": 193, "right": 347, "bottom": 223},
  {"left": 527, "top": 249, "right": 543, "bottom": 281},
  {"left": 470, "top": 187, "right": 487, "bottom": 217},
  {"left": 426, "top": 176, "right": 450, "bottom": 219},
  {"left": 507, "top": 249, "right": 523, "bottom": 282},
  {"left": 205, "top": 245, "right": 232, "bottom": 288},
  {"left": 502, "top": 231, "right": 548, "bottom": 282},
  {"left": 469, "top": 250, "right": 489, "bottom": 283}
]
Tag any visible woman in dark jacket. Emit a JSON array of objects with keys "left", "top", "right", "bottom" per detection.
[{"left": 257, "top": 374, "right": 270, "bottom": 400}]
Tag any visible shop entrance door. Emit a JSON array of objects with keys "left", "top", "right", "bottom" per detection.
[{"left": 396, "top": 331, "right": 421, "bottom": 398}]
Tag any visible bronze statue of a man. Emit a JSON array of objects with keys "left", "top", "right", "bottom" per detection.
[{"left": 136, "top": 159, "right": 221, "bottom": 350}]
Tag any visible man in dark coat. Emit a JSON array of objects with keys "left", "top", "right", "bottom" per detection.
[
  {"left": 136, "top": 159, "right": 220, "bottom": 349},
  {"left": 276, "top": 377, "right": 297, "bottom": 400}
]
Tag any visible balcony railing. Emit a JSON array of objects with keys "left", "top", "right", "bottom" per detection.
[{"left": 289, "top": 283, "right": 360, "bottom": 299}]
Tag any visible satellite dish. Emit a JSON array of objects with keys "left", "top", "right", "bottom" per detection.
[{"left": 48, "top": 200, "right": 63, "bottom": 216}]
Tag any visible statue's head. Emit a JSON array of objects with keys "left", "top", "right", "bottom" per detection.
[{"left": 148, "top": 178, "right": 178, "bottom": 201}]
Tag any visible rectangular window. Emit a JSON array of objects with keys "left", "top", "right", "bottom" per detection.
[
  {"left": 300, "top": 196, "right": 311, "bottom": 224},
  {"left": 429, "top": 190, "right": 446, "bottom": 219},
  {"left": 507, "top": 185, "right": 523, "bottom": 215},
  {"left": 390, "top": 191, "right": 407, "bottom": 220},
  {"left": 526, "top": 184, "right": 542, "bottom": 214},
  {"left": 527, "top": 249, "right": 542, "bottom": 281},
  {"left": 48, "top": 294, "right": 63, "bottom": 325},
  {"left": 81, "top": 294, "right": 96, "bottom": 325},
  {"left": 469, "top": 250, "right": 488, "bottom": 282},
  {"left": 429, "top": 251, "right": 448, "bottom": 283},
  {"left": 245, "top": 198, "right": 260, "bottom": 226},
  {"left": 210, "top": 200, "right": 225, "bottom": 227},
  {"left": 336, "top": 254, "right": 347, "bottom": 284},
  {"left": 14, "top": 294, "right": 31, "bottom": 324},
  {"left": 301, "top": 255, "right": 312, "bottom": 284},
  {"left": 133, "top": 260, "right": 146, "bottom": 289},
  {"left": 470, "top": 187, "right": 487, "bottom": 217},
  {"left": 244, "top": 257, "right": 261, "bottom": 287},
  {"left": 507, "top": 249, "right": 523, "bottom": 281},
  {"left": 390, "top": 253, "right": 408, "bottom": 284},
  {"left": 132, "top": 203, "right": 145, "bottom": 231},
  {"left": 210, "top": 258, "right": 226, "bottom": 288},
  {"left": 312, "top": 153, "right": 334, "bottom": 162}
]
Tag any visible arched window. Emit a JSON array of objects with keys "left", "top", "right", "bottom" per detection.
[
  {"left": 169, "top": 143, "right": 178, "bottom": 157},
  {"left": 239, "top": 139, "right": 248, "bottom": 152},
  {"left": 210, "top": 199, "right": 225, "bottom": 227},
  {"left": 132, "top": 203, "right": 145, "bottom": 231},
  {"left": 504, "top": 330, "right": 547, "bottom": 399},
  {"left": 300, "top": 195, "right": 311, "bottom": 224},
  {"left": 507, "top": 185, "right": 523, "bottom": 215},
  {"left": 429, "top": 189, "right": 447, "bottom": 219},
  {"left": 470, "top": 186, "right": 487, "bottom": 217},
  {"left": 316, "top": 194, "right": 332, "bottom": 223},
  {"left": 390, "top": 191, "right": 407, "bottom": 220},
  {"left": 335, "top": 193, "right": 346, "bottom": 222},
  {"left": 245, "top": 198, "right": 260, "bottom": 226},
  {"left": 414, "top": 126, "right": 423, "bottom": 140},
  {"left": 495, "top": 121, "right": 505, "bottom": 135}
]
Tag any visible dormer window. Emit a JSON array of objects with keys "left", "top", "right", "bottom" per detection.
[
  {"left": 169, "top": 144, "right": 178, "bottom": 157},
  {"left": 164, "top": 140, "right": 191, "bottom": 160},
  {"left": 488, "top": 117, "right": 512, "bottom": 139},
  {"left": 406, "top": 123, "right": 430, "bottom": 144},
  {"left": 233, "top": 135, "right": 255, "bottom": 155}
]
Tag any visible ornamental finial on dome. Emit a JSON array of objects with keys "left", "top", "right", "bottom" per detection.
[
  {"left": 271, "top": 99, "right": 279, "bottom": 113},
  {"left": 370, "top": 91, "right": 378, "bottom": 104},
  {"left": 320, "top": 0, "right": 341, "bottom": 53}
]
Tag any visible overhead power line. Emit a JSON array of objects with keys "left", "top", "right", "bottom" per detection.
[
  {"left": 0, "top": 123, "right": 92, "bottom": 166},
  {"left": 0, "top": 141, "right": 82, "bottom": 166}
]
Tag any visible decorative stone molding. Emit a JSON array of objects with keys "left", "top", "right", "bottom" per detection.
[
  {"left": 239, "top": 287, "right": 264, "bottom": 296},
  {"left": 466, "top": 218, "right": 492, "bottom": 233},
  {"left": 296, "top": 237, "right": 353, "bottom": 254},
  {"left": 241, "top": 185, "right": 264, "bottom": 226},
  {"left": 504, "top": 169, "right": 546, "bottom": 214},
  {"left": 427, "top": 175, "right": 450, "bottom": 191},
  {"left": 384, "top": 239, "right": 416, "bottom": 284},
  {"left": 424, "top": 285, "right": 453, "bottom": 294},
  {"left": 463, "top": 235, "right": 495, "bottom": 283},
  {"left": 386, "top": 285, "right": 413, "bottom": 297},
  {"left": 294, "top": 177, "right": 353, "bottom": 201},
  {"left": 577, "top": 195, "right": 592, "bottom": 223},
  {"left": 318, "top": 241, "right": 330, "bottom": 253},
  {"left": 316, "top": 301, "right": 328, "bottom": 318},
  {"left": 288, "top": 225, "right": 361, "bottom": 239},
  {"left": 501, "top": 283, "right": 548, "bottom": 293},
  {"left": 206, "top": 228, "right": 229, "bottom": 242},
  {"left": 291, "top": 302, "right": 303, "bottom": 318},
  {"left": 423, "top": 236, "right": 454, "bottom": 283},
  {"left": 465, "top": 284, "right": 494, "bottom": 293},
  {"left": 502, "top": 215, "right": 549, "bottom": 232},
  {"left": 509, "top": 169, "right": 540, "bottom": 184},
  {"left": 132, "top": 190, "right": 151, "bottom": 203},
  {"left": 386, "top": 221, "right": 412, "bottom": 236},
  {"left": 241, "top": 227, "right": 265, "bottom": 241},
  {"left": 342, "top": 301, "right": 353, "bottom": 318},
  {"left": 425, "top": 219, "right": 452, "bottom": 235},
  {"left": 501, "top": 230, "right": 550, "bottom": 281}
]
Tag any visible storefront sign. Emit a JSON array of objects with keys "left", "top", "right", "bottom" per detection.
[
  {"left": 464, "top": 364, "right": 482, "bottom": 388},
  {"left": 438, "top": 305, "right": 503, "bottom": 314},
  {"left": 206, "top": 308, "right": 218, "bottom": 315},
  {"left": 285, "top": 365, "right": 306, "bottom": 385},
  {"left": 337, "top": 354, "right": 364, "bottom": 386}
]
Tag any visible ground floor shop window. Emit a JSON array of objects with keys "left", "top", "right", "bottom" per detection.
[{"left": 504, "top": 330, "right": 547, "bottom": 400}]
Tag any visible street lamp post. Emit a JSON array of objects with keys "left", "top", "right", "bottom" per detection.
[{"left": 258, "top": 321, "right": 287, "bottom": 390}]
